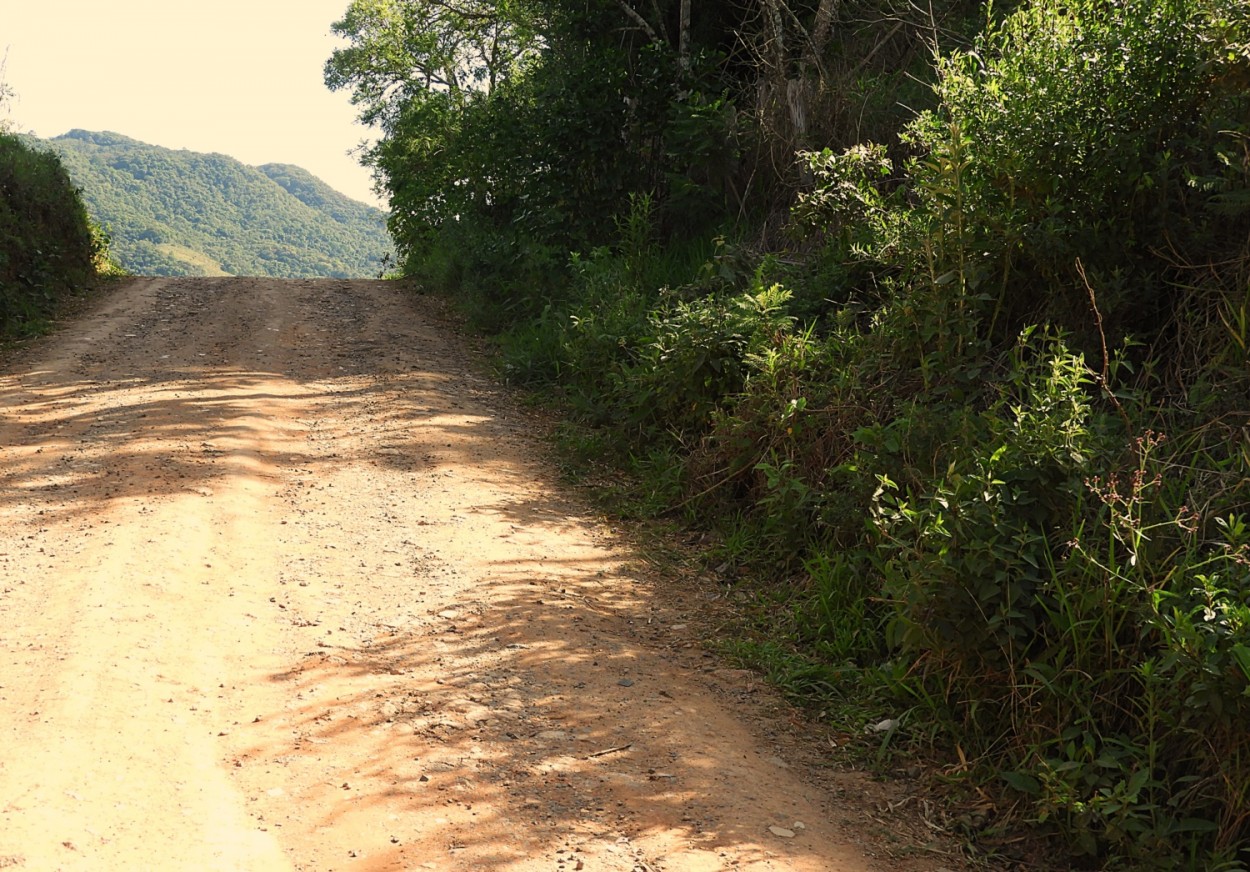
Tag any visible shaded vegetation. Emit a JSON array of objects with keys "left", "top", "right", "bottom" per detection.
[
  {"left": 329, "top": 0, "right": 1250, "bottom": 865},
  {"left": 0, "top": 132, "right": 103, "bottom": 336},
  {"left": 31, "top": 130, "right": 392, "bottom": 278}
]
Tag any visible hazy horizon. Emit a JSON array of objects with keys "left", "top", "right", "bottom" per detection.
[{"left": 2, "top": 1, "right": 383, "bottom": 208}]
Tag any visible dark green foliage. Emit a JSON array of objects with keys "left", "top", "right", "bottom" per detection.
[
  {"left": 914, "top": 0, "right": 1250, "bottom": 337},
  {"left": 32, "top": 130, "right": 392, "bottom": 278},
  {"left": 0, "top": 132, "right": 99, "bottom": 335},
  {"left": 799, "top": 0, "right": 1250, "bottom": 346},
  {"left": 755, "top": 0, "right": 1250, "bottom": 862}
]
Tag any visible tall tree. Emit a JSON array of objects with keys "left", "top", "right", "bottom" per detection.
[{"left": 325, "top": 0, "right": 539, "bottom": 128}]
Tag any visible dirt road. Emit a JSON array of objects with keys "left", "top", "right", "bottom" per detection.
[{"left": 0, "top": 278, "right": 937, "bottom": 871}]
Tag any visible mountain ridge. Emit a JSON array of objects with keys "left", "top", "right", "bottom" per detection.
[{"left": 31, "top": 130, "right": 392, "bottom": 278}]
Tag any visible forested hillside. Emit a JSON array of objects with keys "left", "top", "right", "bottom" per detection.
[
  {"left": 34, "top": 131, "right": 392, "bottom": 278},
  {"left": 327, "top": 0, "right": 1250, "bottom": 866}
]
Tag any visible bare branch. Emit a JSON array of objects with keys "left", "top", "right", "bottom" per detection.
[
  {"left": 614, "top": 0, "right": 663, "bottom": 45},
  {"left": 649, "top": 0, "right": 670, "bottom": 43}
]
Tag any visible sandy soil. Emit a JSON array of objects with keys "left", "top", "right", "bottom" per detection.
[{"left": 0, "top": 278, "right": 960, "bottom": 871}]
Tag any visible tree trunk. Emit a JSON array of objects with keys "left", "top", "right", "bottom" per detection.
[
  {"left": 803, "top": 0, "right": 838, "bottom": 74},
  {"left": 810, "top": 0, "right": 838, "bottom": 56},
  {"left": 679, "top": 0, "right": 691, "bottom": 67}
]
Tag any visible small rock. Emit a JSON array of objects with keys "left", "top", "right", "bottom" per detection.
[
  {"left": 617, "top": 678, "right": 634, "bottom": 687},
  {"left": 869, "top": 718, "right": 900, "bottom": 733},
  {"left": 768, "top": 826, "right": 796, "bottom": 838}
]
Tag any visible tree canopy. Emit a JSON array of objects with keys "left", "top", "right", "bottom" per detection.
[{"left": 324, "top": 0, "right": 953, "bottom": 276}]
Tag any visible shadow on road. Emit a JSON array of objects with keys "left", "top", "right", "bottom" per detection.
[{"left": 0, "top": 277, "right": 864, "bottom": 871}]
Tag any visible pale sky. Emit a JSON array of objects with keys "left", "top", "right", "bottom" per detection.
[{"left": 2, "top": 0, "right": 383, "bottom": 207}]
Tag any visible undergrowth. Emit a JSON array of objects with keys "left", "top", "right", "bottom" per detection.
[{"left": 0, "top": 132, "right": 110, "bottom": 337}]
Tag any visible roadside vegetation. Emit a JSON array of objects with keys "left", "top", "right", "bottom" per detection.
[
  {"left": 0, "top": 73, "right": 112, "bottom": 338},
  {"left": 327, "top": 0, "right": 1250, "bottom": 865}
]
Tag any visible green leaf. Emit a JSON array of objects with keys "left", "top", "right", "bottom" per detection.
[{"left": 1002, "top": 770, "right": 1041, "bottom": 795}]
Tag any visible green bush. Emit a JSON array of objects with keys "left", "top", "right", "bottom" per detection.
[
  {"left": 0, "top": 133, "right": 99, "bottom": 334},
  {"left": 802, "top": 0, "right": 1250, "bottom": 343}
]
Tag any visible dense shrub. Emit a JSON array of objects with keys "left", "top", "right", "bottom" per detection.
[
  {"left": 0, "top": 133, "right": 99, "bottom": 334},
  {"left": 802, "top": 0, "right": 1250, "bottom": 343},
  {"left": 768, "top": 0, "right": 1250, "bottom": 862}
]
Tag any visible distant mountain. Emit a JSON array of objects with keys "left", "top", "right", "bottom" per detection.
[{"left": 30, "top": 130, "right": 392, "bottom": 278}]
